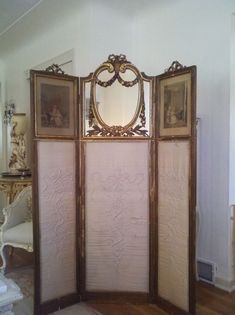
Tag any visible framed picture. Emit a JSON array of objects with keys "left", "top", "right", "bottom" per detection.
[
  {"left": 158, "top": 67, "right": 196, "bottom": 137},
  {"left": 31, "top": 71, "right": 78, "bottom": 138}
]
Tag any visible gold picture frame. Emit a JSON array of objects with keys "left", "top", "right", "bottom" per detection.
[
  {"left": 31, "top": 70, "right": 78, "bottom": 138},
  {"left": 158, "top": 66, "right": 196, "bottom": 137}
]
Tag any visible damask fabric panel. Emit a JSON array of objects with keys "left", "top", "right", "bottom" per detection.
[
  {"left": 37, "top": 141, "right": 76, "bottom": 303},
  {"left": 158, "top": 140, "right": 190, "bottom": 311},
  {"left": 85, "top": 141, "right": 149, "bottom": 292}
]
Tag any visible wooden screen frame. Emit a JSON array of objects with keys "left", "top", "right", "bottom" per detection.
[
  {"left": 155, "top": 62, "right": 197, "bottom": 315},
  {"left": 30, "top": 57, "right": 196, "bottom": 315},
  {"left": 77, "top": 139, "right": 156, "bottom": 303},
  {"left": 30, "top": 68, "right": 80, "bottom": 315},
  {"left": 78, "top": 63, "right": 157, "bottom": 302}
]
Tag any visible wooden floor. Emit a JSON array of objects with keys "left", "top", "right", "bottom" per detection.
[
  {"left": 196, "top": 281, "right": 235, "bottom": 315},
  {"left": 88, "top": 302, "right": 168, "bottom": 315},
  {"left": 89, "top": 283, "right": 235, "bottom": 315},
  {"left": 3, "top": 248, "right": 235, "bottom": 315},
  {"left": 1, "top": 246, "right": 33, "bottom": 272}
]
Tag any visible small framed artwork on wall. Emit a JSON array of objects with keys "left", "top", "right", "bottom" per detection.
[
  {"left": 158, "top": 63, "right": 196, "bottom": 137},
  {"left": 31, "top": 69, "right": 78, "bottom": 138}
]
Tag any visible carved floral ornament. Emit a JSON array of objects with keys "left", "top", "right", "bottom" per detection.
[
  {"left": 165, "top": 60, "right": 186, "bottom": 73},
  {"left": 45, "top": 64, "right": 65, "bottom": 74},
  {"left": 86, "top": 54, "right": 148, "bottom": 137}
]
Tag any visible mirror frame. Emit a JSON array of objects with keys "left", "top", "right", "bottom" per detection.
[{"left": 85, "top": 54, "right": 150, "bottom": 137}]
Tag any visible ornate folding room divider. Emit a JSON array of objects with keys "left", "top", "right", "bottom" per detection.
[{"left": 30, "top": 56, "right": 196, "bottom": 315}]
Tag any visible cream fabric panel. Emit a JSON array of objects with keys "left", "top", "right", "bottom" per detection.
[
  {"left": 38, "top": 141, "right": 76, "bottom": 303},
  {"left": 85, "top": 141, "right": 149, "bottom": 292},
  {"left": 158, "top": 140, "right": 190, "bottom": 311}
]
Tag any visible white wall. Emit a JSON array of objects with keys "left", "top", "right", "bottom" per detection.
[
  {"left": 0, "top": 0, "right": 133, "bottom": 98},
  {"left": 0, "top": 60, "right": 5, "bottom": 172},
  {"left": 230, "top": 16, "right": 235, "bottom": 205},
  {"left": 0, "top": 0, "right": 235, "bottom": 288},
  {"left": 229, "top": 14, "right": 235, "bottom": 288},
  {"left": 131, "top": 0, "right": 235, "bottom": 286},
  {"left": 0, "top": 60, "right": 6, "bottom": 212},
  {"left": 0, "top": 0, "right": 133, "bottom": 169}
]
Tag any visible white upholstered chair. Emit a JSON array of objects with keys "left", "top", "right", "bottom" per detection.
[{"left": 0, "top": 185, "right": 33, "bottom": 273}]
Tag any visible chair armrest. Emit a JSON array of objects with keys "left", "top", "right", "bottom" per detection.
[{"left": 1, "top": 186, "right": 32, "bottom": 232}]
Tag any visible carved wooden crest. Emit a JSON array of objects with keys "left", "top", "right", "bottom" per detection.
[{"left": 45, "top": 64, "right": 65, "bottom": 74}]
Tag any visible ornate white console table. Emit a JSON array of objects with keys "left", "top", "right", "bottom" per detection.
[{"left": 0, "top": 176, "right": 32, "bottom": 205}]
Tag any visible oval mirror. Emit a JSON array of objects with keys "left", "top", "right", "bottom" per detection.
[
  {"left": 86, "top": 54, "right": 149, "bottom": 137},
  {"left": 94, "top": 68, "right": 139, "bottom": 127}
]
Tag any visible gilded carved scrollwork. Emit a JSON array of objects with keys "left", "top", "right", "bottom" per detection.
[
  {"left": 0, "top": 183, "right": 11, "bottom": 206},
  {"left": 0, "top": 178, "right": 32, "bottom": 205},
  {"left": 12, "top": 182, "right": 32, "bottom": 202},
  {"left": 45, "top": 64, "right": 65, "bottom": 74},
  {"left": 86, "top": 54, "right": 149, "bottom": 137}
]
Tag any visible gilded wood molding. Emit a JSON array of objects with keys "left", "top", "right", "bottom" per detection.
[
  {"left": 86, "top": 54, "right": 149, "bottom": 137},
  {"left": 0, "top": 177, "right": 32, "bottom": 205}
]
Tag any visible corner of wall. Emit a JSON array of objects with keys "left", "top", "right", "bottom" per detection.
[
  {"left": 214, "top": 276, "right": 235, "bottom": 292},
  {"left": 214, "top": 205, "right": 235, "bottom": 292}
]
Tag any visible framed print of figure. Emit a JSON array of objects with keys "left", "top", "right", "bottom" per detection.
[
  {"left": 31, "top": 70, "right": 78, "bottom": 138},
  {"left": 158, "top": 65, "right": 196, "bottom": 137}
]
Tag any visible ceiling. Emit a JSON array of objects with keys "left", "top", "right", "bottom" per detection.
[
  {"left": 0, "top": 0, "right": 42, "bottom": 36},
  {"left": 0, "top": 0, "right": 159, "bottom": 56}
]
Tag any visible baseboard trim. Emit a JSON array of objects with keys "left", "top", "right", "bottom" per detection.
[{"left": 214, "top": 277, "right": 235, "bottom": 292}]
